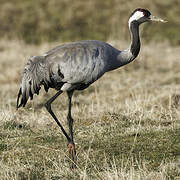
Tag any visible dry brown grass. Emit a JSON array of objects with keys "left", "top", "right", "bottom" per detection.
[{"left": 0, "top": 39, "right": 180, "bottom": 179}]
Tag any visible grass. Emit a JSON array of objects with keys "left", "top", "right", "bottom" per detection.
[
  {"left": 0, "top": 1, "right": 180, "bottom": 45},
  {"left": 0, "top": 40, "right": 180, "bottom": 179}
]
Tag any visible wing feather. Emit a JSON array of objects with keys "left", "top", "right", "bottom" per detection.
[{"left": 17, "top": 56, "right": 48, "bottom": 108}]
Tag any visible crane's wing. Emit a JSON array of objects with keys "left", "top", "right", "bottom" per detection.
[
  {"left": 17, "top": 56, "right": 50, "bottom": 108},
  {"left": 17, "top": 40, "right": 119, "bottom": 107},
  {"left": 44, "top": 40, "right": 115, "bottom": 91}
]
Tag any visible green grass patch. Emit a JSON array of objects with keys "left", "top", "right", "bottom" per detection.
[{"left": 0, "top": 113, "right": 180, "bottom": 179}]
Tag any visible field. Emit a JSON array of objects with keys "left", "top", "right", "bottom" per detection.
[
  {"left": 0, "top": 0, "right": 180, "bottom": 45},
  {"left": 0, "top": 1, "right": 180, "bottom": 179},
  {"left": 0, "top": 39, "right": 179, "bottom": 179}
]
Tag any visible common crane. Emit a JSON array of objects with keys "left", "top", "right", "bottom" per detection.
[{"left": 17, "top": 8, "right": 166, "bottom": 167}]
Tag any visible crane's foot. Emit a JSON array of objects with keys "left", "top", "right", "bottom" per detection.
[{"left": 68, "top": 143, "right": 77, "bottom": 170}]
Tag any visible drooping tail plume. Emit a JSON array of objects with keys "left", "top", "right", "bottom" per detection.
[{"left": 16, "top": 56, "right": 49, "bottom": 109}]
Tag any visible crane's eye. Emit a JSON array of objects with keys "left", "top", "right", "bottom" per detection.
[
  {"left": 140, "top": 8, "right": 145, "bottom": 16},
  {"left": 141, "top": 9, "right": 151, "bottom": 17}
]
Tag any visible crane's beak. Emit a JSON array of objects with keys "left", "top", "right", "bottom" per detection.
[{"left": 149, "top": 15, "right": 167, "bottom": 23}]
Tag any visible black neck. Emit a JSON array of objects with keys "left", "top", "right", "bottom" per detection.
[
  {"left": 129, "top": 21, "right": 140, "bottom": 59},
  {"left": 107, "top": 21, "right": 141, "bottom": 72}
]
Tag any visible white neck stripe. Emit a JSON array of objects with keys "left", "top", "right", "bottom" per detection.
[{"left": 128, "top": 11, "right": 144, "bottom": 27}]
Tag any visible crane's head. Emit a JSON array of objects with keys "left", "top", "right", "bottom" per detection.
[{"left": 129, "top": 8, "right": 167, "bottom": 27}]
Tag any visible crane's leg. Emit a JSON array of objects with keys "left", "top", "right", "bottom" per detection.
[
  {"left": 44, "top": 91, "right": 73, "bottom": 155},
  {"left": 67, "top": 90, "right": 77, "bottom": 168}
]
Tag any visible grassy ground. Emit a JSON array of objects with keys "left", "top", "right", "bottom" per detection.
[
  {"left": 0, "top": 40, "right": 180, "bottom": 179},
  {"left": 0, "top": 0, "right": 180, "bottom": 45}
]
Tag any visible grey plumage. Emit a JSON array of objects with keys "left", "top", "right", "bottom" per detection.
[
  {"left": 17, "top": 56, "right": 50, "bottom": 107},
  {"left": 17, "top": 40, "right": 124, "bottom": 107},
  {"left": 16, "top": 8, "right": 166, "bottom": 166}
]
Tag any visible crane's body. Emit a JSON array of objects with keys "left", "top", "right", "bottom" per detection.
[
  {"left": 39, "top": 40, "right": 120, "bottom": 90},
  {"left": 18, "top": 39, "right": 137, "bottom": 106},
  {"left": 17, "top": 8, "right": 166, "bottom": 168}
]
